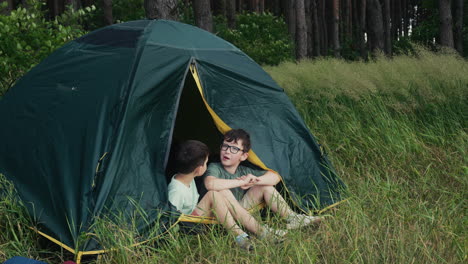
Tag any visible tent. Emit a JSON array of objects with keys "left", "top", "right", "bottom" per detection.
[{"left": 0, "top": 20, "right": 346, "bottom": 260}]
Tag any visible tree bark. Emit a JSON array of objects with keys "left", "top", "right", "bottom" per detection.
[
  {"left": 358, "top": 0, "right": 367, "bottom": 58},
  {"left": 144, "top": 0, "right": 178, "bottom": 20},
  {"left": 305, "top": 0, "right": 313, "bottom": 56},
  {"left": 271, "top": 0, "right": 281, "bottom": 15},
  {"left": 453, "top": 0, "right": 464, "bottom": 54},
  {"left": 47, "top": 0, "right": 65, "bottom": 17},
  {"left": 213, "top": 0, "right": 226, "bottom": 16},
  {"left": 439, "top": 0, "right": 454, "bottom": 48},
  {"left": 249, "top": 0, "right": 259, "bottom": 12},
  {"left": 193, "top": 0, "right": 213, "bottom": 32},
  {"left": 226, "top": 0, "right": 236, "bottom": 28},
  {"left": 296, "top": 0, "right": 307, "bottom": 59},
  {"left": 259, "top": 0, "right": 264, "bottom": 12},
  {"left": 311, "top": 0, "right": 321, "bottom": 56},
  {"left": 65, "top": 0, "right": 81, "bottom": 11},
  {"left": 2, "top": 0, "right": 14, "bottom": 14},
  {"left": 283, "top": 0, "right": 296, "bottom": 42},
  {"left": 341, "top": 0, "right": 350, "bottom": 42},
  {"left": 102, "top": 0, "right": 113, "bottom": 25},
  {"left": 394, "top": 0, "right": 402, "bottom": 38},
  {"left": 320, "top": 0, "right": 328, "bottom": 55},
  {"left": 382, "top": 0, "right": 392, "bottom": 55},
  {"left": 402, "top": 0, "right": 408, "bottom": 37},
  {"left": 331, "top": 0, "right": 340, "bottom": 57},
  {"left": 367, "top": 0, "right": 384, "bottom": 53}
]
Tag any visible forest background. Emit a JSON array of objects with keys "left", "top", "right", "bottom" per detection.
[
  {"left": 0, "top": 0, "right": 467, "bottom": 96},
  {"left": 0, "top": 1, "right": 466, "bottom": 263}
]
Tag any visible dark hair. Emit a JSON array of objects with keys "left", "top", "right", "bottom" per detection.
[
  {"left": 224, "top": 129, "right": 251, "bottom": 152},
  {"left": 175, "top": 140, "right": 209, "bottom": 174}
]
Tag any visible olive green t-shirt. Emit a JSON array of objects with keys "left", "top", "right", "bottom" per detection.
[{"left": 204, "top": 162, "right": 266, "bottom": 200}]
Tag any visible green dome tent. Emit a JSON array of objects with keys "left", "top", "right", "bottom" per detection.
[{"left": 0, "top": 20, "right": 346, "bottom": 260}]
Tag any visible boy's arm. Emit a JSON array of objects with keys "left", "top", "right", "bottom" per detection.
[
  {"left": 255, "top": 170, "right": 281, "bottom": 186},
  {"left": 204, "top": 175, "right": 249, "bottom": 191},
  {"left": 239, "top": 171, "right": 280, "bottom": 188}
]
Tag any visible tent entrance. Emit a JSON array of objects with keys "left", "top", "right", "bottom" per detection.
[{"left": 165, "top": 68, "right": 222, "bottom": 179}]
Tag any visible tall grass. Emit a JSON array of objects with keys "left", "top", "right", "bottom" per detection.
[
  {"left": 1, "top": 49, "right": 466, "bottom": 263},
  {"left": 265, "top": 47, "right": 467, "bottom": 263}
]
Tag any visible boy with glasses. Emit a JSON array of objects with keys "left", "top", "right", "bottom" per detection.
[
  {"left": 168, "top": 140, "right": 285, "bottom": 251},
  {"left": 204, "top": 129, "right": 322, "bottom": 230}
]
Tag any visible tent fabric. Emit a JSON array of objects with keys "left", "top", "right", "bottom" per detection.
[{"left": 0, "top": 20, "right": 346, "bottom": 255}]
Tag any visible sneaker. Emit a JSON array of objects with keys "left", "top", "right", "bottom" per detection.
[
  {"left": 258, "top": 226, "right": 287, "bottom": 244},
  {"left": 286, "top": 214, "right": 322, "bottom": 229},
  {"left": 236, "top": 235, "right": 254, "bottom": 251},
  {"left": 262, "top": 225, "right": 288, "bottom": 237}
]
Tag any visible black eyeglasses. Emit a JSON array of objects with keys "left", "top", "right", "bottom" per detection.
[{"left": 220, "top": 143, "right": 244, "bottom": 154}]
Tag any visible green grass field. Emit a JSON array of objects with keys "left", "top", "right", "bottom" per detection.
[{"left": 1, "top": 49, "right": 467, "bottom": 263}]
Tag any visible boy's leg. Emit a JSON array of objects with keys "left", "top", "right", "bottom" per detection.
[
  {"left": 241, "top": 185, "right": 295, "bottom": 218},
  {"left": 218, "top": 189, "right": 288, "bottom": 240},
  {"left": 217, "top": 189, "right": 262, "bottom": 234},
  {"left": 242, "top": 186, "right": 323, "bottom": 229},
  {"left": 193, "top": 191, "right": 244, "bottom": 236}
]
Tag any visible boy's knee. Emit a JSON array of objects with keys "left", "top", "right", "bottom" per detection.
[
  {"left": 218, "top": 189, "right": 235, "bottom": 198},
  {"left": 252, "top": 185, "right": 274, "bottom": 193},
  {"left": 206, "top": 190, "right": 224, "bottom": 201}
]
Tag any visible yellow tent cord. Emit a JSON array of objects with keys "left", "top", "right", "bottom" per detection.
[{"left": 31, "top": 216, "right": 182, "bottom": 264}]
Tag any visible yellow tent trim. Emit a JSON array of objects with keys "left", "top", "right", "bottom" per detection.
[
  {"left": 30, "top": 227, "right": 75, "bottom": 254},
  {"left": 189, "top": 64, "right": 270, "bottom": 172},
  {"left": 188, "top": 63, "right": 343, "bottom": 216},
  {"left": 189, "top": 64, "right": 312, "bottom": 214},
  {"left": 30, "top": 62, "right": 345, "bottom": 264},
  {"left": 189, "top": 63, "right": 344, "bottom": 216},
  {"left": 31, "top": 216, "right": 181, "bottom": 264}
]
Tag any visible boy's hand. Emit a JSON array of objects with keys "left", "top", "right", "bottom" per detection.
[{"left": 237, "top": 174, "right": 259, "bottom": 189}]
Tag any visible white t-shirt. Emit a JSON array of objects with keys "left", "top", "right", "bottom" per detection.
[{"left": 167, "top": 176, "right": 200, "bottom": 215}]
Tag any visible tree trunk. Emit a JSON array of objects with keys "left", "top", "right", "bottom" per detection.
[
  {"left": 296, "top": 0, "right": 307, "bottom": 59},
  {"left": 226, "top": 0, "right": 236, "bottom": 28},
  {"left": 341, "top": 0, "right": 349, "bottom": 42},
  {"left": 213, "top": 0, "right": 226, "bottom": 16},
  {"left": 250, "top": 0, "right": 259, "bottom": 12},
  {"left": 320, "top": 0, "right": 328, "bottom": 55},
  {"left": 439, "top": 0, "right": 454, "bottom": 48},
  {"left": 453, "top": 0, "right": 464, "bottom": 54},
  {"left": 144, "top": 0, "right": 178, "bottom": 20},
  {"left": 367, "top": 0, "right": 384, "bottom": 53},
  {"left": 2, "top": 0, "right": 14, "bottom": 14},
  {"left": 403, "top": 0, "right": 408, "bottom": 37},
  {"left": 382, "top": 0, "right": 392, "bottom": 55},
  {"left": 283, "top": 0, "right": 296, "bottom": 43},
  {"left": 193, "top": 0, "right": 213, "bottom": 32},
  {"left": 259, "top": 0, "right": 264, "bottom": 12},
  {"left": 237, "top": 0, "right": 243, "bottom": 11},
  {"left": 358, "top": 0, "right": 367, "bottom": 58},
  {"left": 272, "top": 0, "right": 281, "bottom": 15},
  {"left": 312, "top": 0, "right": 321, "bottom": 56},
  {"left": 395, "top": 0, "right": 402, "bottom": 38},
  {"left": 65, "top": 0, "right": 81, "bottom": 11},
  {"left": 102, "top": 0, "right": 113, "bottom": 25},
  {"left": 47, "top": 0, "right": 65, "bottom": 17},
  {"left": 305, "top": 0, "right": 313, "bottom": 56},
  {"left": 331, "top": 0, "right": 340, "bottom": 57}
]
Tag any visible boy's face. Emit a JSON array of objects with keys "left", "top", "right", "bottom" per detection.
[
  {"left": 196, "top": 156, "right": 209, "bottom": 177},
  {"left": 220, "top": 139, "right": 248, "bottom": 169}
]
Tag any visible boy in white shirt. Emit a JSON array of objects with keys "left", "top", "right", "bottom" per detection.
[{"left": 167, "top": 140, "right": 285, "bottom": 251}]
